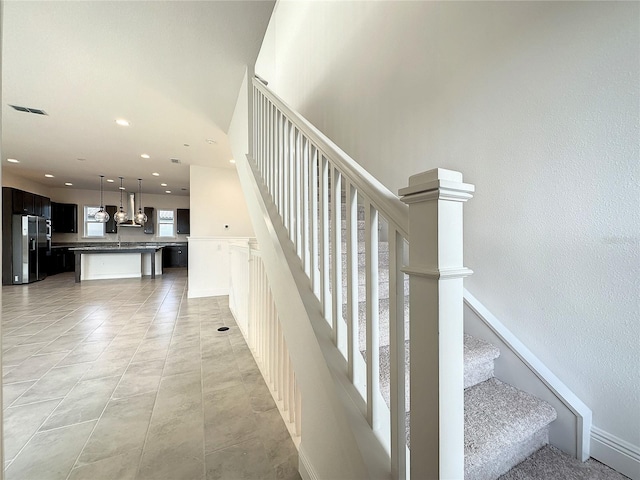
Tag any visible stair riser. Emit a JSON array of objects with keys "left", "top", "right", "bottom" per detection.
[
  {"left": 464, "top": 359, "right": 495, "bottom": 390},
  {"left": 337, "top": 276, "right": 409, "bottom": 301},
  {"left": 341, "top": 296, "right": 411, "bottom": 351},
  {"left": 329, "top": 249, "right": 390, "bottom": 270},
  {"left": 466, "top": 427, "right": 550, "bottom": 480}
]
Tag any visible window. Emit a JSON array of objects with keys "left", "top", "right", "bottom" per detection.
[
  {"left": 157, "top": 209, "right": 175, "bottom": 237},
  {"left": 84, "top": 205, "right": 105, "bottom": 237}
]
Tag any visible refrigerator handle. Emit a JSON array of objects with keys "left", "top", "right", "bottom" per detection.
[{"left": 30, "top": 237, "right": 36, "bottom": 251}]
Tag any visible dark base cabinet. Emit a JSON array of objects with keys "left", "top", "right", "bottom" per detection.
[
  {"left": 162, "top": 245, "right": 188, "bottom": 268},
  {"left": 47, "top": 248, "right": 76, "bottom": 276}
]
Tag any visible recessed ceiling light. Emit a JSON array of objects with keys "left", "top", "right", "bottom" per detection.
[
  {"left": 229, "top": 159, "right": 236, "bottom": 164},
  {"left": 161, "top": 183, "right": 167, "bottom": 187},
  {"left": 165, "top": 190, "right": 171, "bottom": 194},
  {"left": 152, "top": 172, "right": 160, "bottom": 176},
  {"left": 65, "top": 182, "right": 73, "bottom": 186},
  {"left": 106, "top": 179, "right": 115, "bottom": 183},
  {"left": 206, "top": 138, "right": 216, "bottom": 144},
  {"left": 115, "top": 119, "right": 130, "bottom": 127},
  {"left": 45, "top": 174, "right": 54, "bottom": 178},
  {"left": 119, "top": 186, "right": 126, "bottom": 190},
  {"left": 7, "top": 158, "right": 19, "bottom": 163},
  {"left": 141, "top": 154, "right": 150, "bottom": 159}
]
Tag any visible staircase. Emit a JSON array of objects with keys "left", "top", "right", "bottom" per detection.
[
  {"left": 245, "top": 77, "right": 579, "bottom": 479},
  {"left": 336, "top": 198, "right": 558, "bottom": 479}
]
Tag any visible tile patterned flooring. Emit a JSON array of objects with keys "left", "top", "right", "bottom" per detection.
[{"left": 2, "top": 269, "right": 300, "bottom": 480}]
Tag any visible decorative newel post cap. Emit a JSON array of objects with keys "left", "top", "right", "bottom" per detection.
[{"left": 398, "top": 168, "right": 474, "bottom": 201}]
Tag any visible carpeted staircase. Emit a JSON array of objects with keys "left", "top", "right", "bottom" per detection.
[{"left": 330, "top": 196, "right": 559, "bottom": 480}]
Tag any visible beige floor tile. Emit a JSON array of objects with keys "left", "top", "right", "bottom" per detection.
[
  {"left": 204, "top": 383, "right": 258, "bottom": 453},
  {"left": 3, "top": 351, "right": 68, "bottom": 383},
  {"left": 40, "top": 375, "right": 120, "bottom": 430},
  {"left": 205, "top": 437, "right": 275, "bottom": 480},
  {"left": 76, "top": 391, "right": 157, "bottom": 466},
  {"left": 112, "top": 359, "right": 165, "bottom": 399},
  {"left": 4, "top": 420, "right": 96, "bottom": 480},
  {"left": 3, "top": 270, "right": 299, "bottom": 480},
  {"left": 37, "top": 333, "right": 87, "bottom": 355},
  {"left": 3, "top": 380, "right": 37, "bottom": 409},
  {"left": 4, "top": 398, "right": 62, "bottom": 460},
  {"left": 67, "top": 449, "right": 142, "bottom": 480},
  {"left": 2, "top": 342, "right": 48, "bottom": 367},
  {"left": 13, "top": 363, "right": 91, "bottom": 406}
]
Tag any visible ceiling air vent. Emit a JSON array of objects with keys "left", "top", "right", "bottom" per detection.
[
  {"left": 170, "top": 158, "right": 181, "bottom": 164},
  {"left": 9, "top": 104, "right": 48, "bottom": 115}
]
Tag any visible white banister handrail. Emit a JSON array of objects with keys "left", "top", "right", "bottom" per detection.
[{"left": 253, "top": 78, "right": 409, "bottom": 239}]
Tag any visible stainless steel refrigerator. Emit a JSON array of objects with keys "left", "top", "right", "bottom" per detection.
[{"left": 12, "top": 215, "right": 49, "bottom": 284}]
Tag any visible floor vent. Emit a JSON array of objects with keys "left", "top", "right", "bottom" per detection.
[{"left": 8, "top": 104, "right": 48, "bottom": 115}]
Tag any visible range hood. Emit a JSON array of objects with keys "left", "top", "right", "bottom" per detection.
[{"left": 117, "top": 193, "right": 142, "bottom": 227}]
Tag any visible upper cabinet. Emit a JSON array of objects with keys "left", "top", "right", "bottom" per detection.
[
  {"left": 51, "top": 202, "right": 78, "bottom": 233},
  {"left": 143, "top": 207, "right": 155, "bottom": 234},
  {"left": 176, "top": 208, "right": 190, "bottom": 235},
  {"left": 5, "top": 187, "right": 51, "bottom": 219},
  {"left": 105, "top": 205, "right": 118, "bottom": 234}
]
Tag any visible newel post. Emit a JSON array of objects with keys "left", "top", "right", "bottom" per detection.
[{"left": 399, "top": 168, "right": 474, "bottom": 480}]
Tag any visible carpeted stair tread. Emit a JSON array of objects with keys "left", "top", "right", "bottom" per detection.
[
  {"left": 376, "top": 335, "right": 498, "bottom": 410},
  {"left": 498, "top": 445, "right": 630, "bottom": 480},
  {"left": 464, "top": 378, "right": 557, "bottom": 477},
  {"left": 464, "top": 334, "right": 501, "bottom": 389}
]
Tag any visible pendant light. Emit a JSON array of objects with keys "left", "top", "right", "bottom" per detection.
[
  {"left": 114, "top": 176, "right": 128, "bottom": 224},
  {"left": 134, "top": 178, "right": 147, "bottom": 225},
  {"left": 94, "top": 175, "right": 109, "bottom": 223}
]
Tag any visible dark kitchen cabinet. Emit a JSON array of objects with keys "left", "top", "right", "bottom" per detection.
[
  {"left": 42, "top": 197, "right": 51, "bottom": 220},
  {"left": 12, "top": 189, "right": 35, "bottom": 215},
  {"left": 143, "top": 207, "right": 154, "bottom": 234},
  {"left": 105, "top": 205, "right": 118, "bottom": 234},
  {"left": 162, "top": 245, "right": 188, "bottom": 268},
  {"left": 7, "top": 188, "right": 51, "bottom": 218},
  {"left": 176, "top": 208, "right": 190, "bottom": 235},
  {"left": 51, "top": 202, "right": 78, "bottom": 233},
  {"left": 47, "top": 247, "right": 75, "bottom": 275}
]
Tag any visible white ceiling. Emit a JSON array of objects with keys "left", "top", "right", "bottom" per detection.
[{"left": 1, "top": 0, "right": 275, "bottom": 196}]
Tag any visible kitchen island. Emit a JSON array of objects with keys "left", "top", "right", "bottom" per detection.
[{"left": 69, "top": 245, "right": 163, "bottom": 283}]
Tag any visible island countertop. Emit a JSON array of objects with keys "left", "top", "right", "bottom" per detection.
[
  {"left": 69, "top": 245, "right": 163, "bottom": 253},
  {"left": 70, "top": 245, "right": 164, "bottom": 282}
]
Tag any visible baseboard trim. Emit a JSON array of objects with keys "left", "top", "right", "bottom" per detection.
[
  {"left": 591, "top": 426, "right": 640, "bottom": 480},
  {"left": 187, "top": 287, "right": 228, "bottom": 298},
  {"left": 298, "top": 446, "right": 320, "bottom": 480}
]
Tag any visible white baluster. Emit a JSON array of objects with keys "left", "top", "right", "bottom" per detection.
[
  {"left": 320, "top": 156, "right": 331, "bottom": 322},
  {"left": 331, "top": 165, "right": 343, "bottom": 348},
  {"left": 310, "top": 146, "right": 319, "bottom": 299},
  {"left": 365, "top": 200, "right": 381, "bottom": 430},
  {"left": 389, "top": 229, "right": 407, "bottom": 480}
]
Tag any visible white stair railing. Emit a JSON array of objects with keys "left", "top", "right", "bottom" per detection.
[
  {"left": 249, "top": 77, "right": 474, "bottom": 480},
  {"left": 229, "top": 241, "right": 302, "bottom": 444}
]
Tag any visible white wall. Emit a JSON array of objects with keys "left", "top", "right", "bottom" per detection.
[
  {"left": 47, "top": 187, "right": 190, "bottom": 244},
  {"left": 256, "top": 0, "right": 640, "bottom": 461},
  {"left": 2, "top": 170, "right": 52, "bottom": 198},
  {"left": 189, "top": 164, "right": 253, "bottom": 238},
  {"left": 187, "top": 164, "right": 254, "bottom": 298}
]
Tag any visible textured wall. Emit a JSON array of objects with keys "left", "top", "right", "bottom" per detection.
[{"left": 255, "top": 1, "right": 640, "bottom": 449}]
